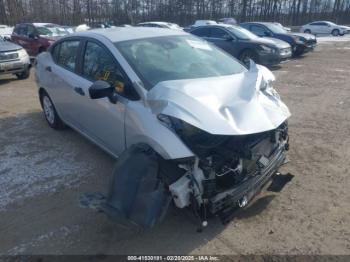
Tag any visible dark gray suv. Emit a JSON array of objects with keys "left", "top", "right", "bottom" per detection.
[{"left": 190, "top": 24, "right": 292, "bottom": 67}]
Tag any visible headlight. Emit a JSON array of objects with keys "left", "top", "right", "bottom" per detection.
[
  {"left": 17, "top": 48, "right": 28, "bottom": 58},
  {"left": 158, "top": 114, "right": 227, "bottom": 157},
  {"left": 258, "top": 44, "right": 275, "bottom": 53}
]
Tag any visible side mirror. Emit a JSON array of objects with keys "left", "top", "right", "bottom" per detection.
[
  {"left": 89, "top": 80, "right": 117, "bottom": 103},
  {"left": 264, "top": 31, "right": 272, "bottom": 37}
]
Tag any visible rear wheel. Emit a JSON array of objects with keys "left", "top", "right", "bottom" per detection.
[
  {"left": 332, "top": 29, "right": 340, "bottom": 36},
  {"left": 304, "top": 29, "right": 311, "bottom": 34},
  {"left": 239, "top": 50, "right": 258, "bottom": 67},
  {"left": 40, "top": 91, "right": 65, "bottom": 130}
]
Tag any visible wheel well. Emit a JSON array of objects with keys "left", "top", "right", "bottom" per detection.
[
  {"left": 38, "top": 46, "right": 46, "bottom": 53},
  {"left": 38, "top": 88, "right": 47, "bottom": 106},
  {"left": 238, "top": 48, "right": 254, "bottom": 58}
]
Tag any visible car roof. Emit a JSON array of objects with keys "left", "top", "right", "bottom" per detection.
[
  {"left": 73, "top": 27, "right": 187, "bottom": 42},
  {"left": 241, "top": 22, "right": 272, "bottom": 25},
  {"left": 33, "top": 23, "right": 55, "bottom": 27},
  {"left": 138, "top": 21, "right": 175, "bottom": 25}
]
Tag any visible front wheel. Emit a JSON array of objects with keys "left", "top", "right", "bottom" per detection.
[
  {"left": 40, "top": 92, "right": 65, "bottom": 130},
  {"left": 332, "top": 29, "right": 340, "bottom": 36}
]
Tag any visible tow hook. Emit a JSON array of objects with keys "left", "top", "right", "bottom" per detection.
[{"left": 238, "top": 196, "right": 248, "bottom": 208}]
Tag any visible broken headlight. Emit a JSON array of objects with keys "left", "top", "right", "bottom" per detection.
[{"left": 158, "top": 114, "right": 229, "bottom": 157}]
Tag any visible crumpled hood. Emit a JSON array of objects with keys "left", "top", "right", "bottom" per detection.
[
  {"left": 290, "top": 32, "right": 316, "bottom": 40},
  {"left": 147, "top": 65, "right": 291, "bottom": 135},
  {"left": 0, "top": 40, "right": 22, "bottom": 52},
  {"left": 263, "top": 37, "right": 291, "bottom": 49}
]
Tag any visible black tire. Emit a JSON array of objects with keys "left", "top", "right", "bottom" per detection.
[
  {"left": 332, "top": 29, "right": 340, "bottom": 36},
  {"left": 39, "top": 91, "right": 66, "bottom": 130},
  {"left": 15, "top": 68, "right": 30, "bottom": 80},
  {"left": 304, "top": 29, "right": 311, "bottom": 34},
  {"left": 239, "top": 49, "right": 259, "bottom": 67}
]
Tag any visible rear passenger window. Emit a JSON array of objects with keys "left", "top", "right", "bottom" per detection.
[
  {"left": 250, "top": 25, "right": 266, "bottom": 36},
  {"left": 56, "top": 40, "right": 80, "bottom": 71},
  {"left": 82, "top": 41, "right": 127, "bottom": 94},
  {"left": 210, "top": 28, "right": 229, "bottom": 39},
  {"left": 191, "top": 27, "right": 210, "bottom": 37}
]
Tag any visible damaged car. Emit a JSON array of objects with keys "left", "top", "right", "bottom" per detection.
[{"left": 35, "top": 27, "right": 291, "bottom": 229}]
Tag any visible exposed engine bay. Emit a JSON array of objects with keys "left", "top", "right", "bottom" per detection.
[
  {"left": 167, "top": 120, "right": 289, "bottom": 227},
  {"left": 101, "top": 120, "right": 289, "bottom": 229}
]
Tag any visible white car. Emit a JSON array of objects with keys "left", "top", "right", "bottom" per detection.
[
  {"left": 301, "top": 21, "right": 350, "bottom": 36},
  {"left": 35, "top": 27, "right": 290, "bottom": 228},
  {"left": 0, "top": 36, "right": 31, "bottom": 79},
  {"left": 137, "top": 21, "right": 183, "bottom": 30},
  {"left": 0, "top": 25, "right": 13, "bottom": 39}
]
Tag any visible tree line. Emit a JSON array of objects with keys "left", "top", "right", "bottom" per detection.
[{"left": 1, "top": 0, "right": 350, "bottom": 27}]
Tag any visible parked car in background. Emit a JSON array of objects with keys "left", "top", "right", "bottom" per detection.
[
  {"left": 190, "top": 24, "right": 292, "bottom": 67},
  {"left": 240, "top": 22, "right": 317, "bottom": 56},
  {"left": 273, "top": 22, "right": 291, "bottom": 32},
  {"left": 75, "top": 24, "right": 90, "bottom": 32},
  {"left": 184, "top": 20, "right": 218, "bottom": 32},
  {"left": 0, "top": 36, "right": 31, "bottom": 79},
  {"left": 0, "top": 25, "right": 13, "bottom": 39},
  {"left": 193, "top": 20, "right": 217, "bottom": 27},
  {"left": 300, "top": 21, "right": 350, "bottom": 36},
  {"left": 137, "top": 22, "right": 182, "bottom": 30},
  {"left": 11, "top": 23, "right": 61, "bottom": 56},
  {"left": 35, "top": 27, "right": 290, "bottom": 229},
  {"left": 218, "top": 18, "right": 237, "bottom": 25}
]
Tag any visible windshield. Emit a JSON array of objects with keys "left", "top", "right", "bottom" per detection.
[
  {"left": 265, "top": 23, "right": 287, "bottom": 34},
  {"left": 227, "top": 26, "right": 259, "bottom": 40},
  {"left": 37, "top": 26, "right": 53, "bottom": 36},
  {"left": 115, "top": 35, "right": 246, "bottom": 90}
]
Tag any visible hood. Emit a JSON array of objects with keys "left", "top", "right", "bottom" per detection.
[
  {"left": 0, "top": 40, "right": 22, "bottom": 52},
  {"left": 147, "top": 64, "right": 291, "bottom": 136},
  {"left": 290, "top": 32, "right": 316, "bottom": 40},
  {"left": 340, "top": 26, "right": 350, "bottom": 30},
  {"left": 261, "top": 37, "right": 291, "bottom": 49}
]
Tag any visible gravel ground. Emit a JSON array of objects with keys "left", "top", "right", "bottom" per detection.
[{"left": 0, "top": 38, "right": 349, "bottom": 255}]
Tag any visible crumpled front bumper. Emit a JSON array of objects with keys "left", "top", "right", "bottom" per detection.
[{"left": 208, "top": 145, "right": 286, "bottom": 219}]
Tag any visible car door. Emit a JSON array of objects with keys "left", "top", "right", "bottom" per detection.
[
  {"left": 26, "top": 25, "right": 42, "bottom": 56},
  {"left": 44, "top": 39, "right": 83, "bottom": 124},
  {"left": 68, "top": 39, "right": 128, "bottom": 156},
  {"left": 309, "top": 22, "right": 321, "bottom": 34},
  {"left": 12, "top": 25, "right": 29, "bottom": 52},
  {"left": 208, "top": 28, "right": 238, "bottom": 57}
]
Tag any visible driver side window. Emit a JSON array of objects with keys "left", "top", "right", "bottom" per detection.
[{"left": 82, "top": 41, "right": 127, "bottom": 95}]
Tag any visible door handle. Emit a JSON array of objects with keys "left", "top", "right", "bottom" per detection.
[
  {"left": 45, "top": 66, "right": 52, "bottom": 72},
  {"left": 74, "top": 87, "right": 85, "bottom": 96}
]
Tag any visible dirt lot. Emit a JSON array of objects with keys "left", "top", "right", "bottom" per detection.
[{"left": 0, "top": 37, "right": 350, "bottom": 255}]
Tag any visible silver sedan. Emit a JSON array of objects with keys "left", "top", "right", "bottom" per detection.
[{"left": 35, "top": 27, "right": 291, "bottom": 229}]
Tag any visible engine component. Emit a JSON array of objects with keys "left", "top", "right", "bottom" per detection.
[{"left": 169, "top": 158, "right": 205, "bottom": 208}]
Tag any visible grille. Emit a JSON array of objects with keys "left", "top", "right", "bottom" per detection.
[{"left": 0, "top": 52, "right": 19, "bottom": 61}]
